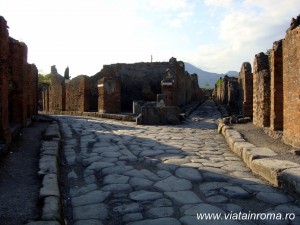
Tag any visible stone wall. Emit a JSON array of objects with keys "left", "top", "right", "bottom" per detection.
[
  {"left": 238, "top": 62, "right": 253, "bottom": 117},
  {"left": 48, "top": 74, "right": 65, "bottom": 111},
  {"left": 253, "top": 52, "right": 270, "bottom": 127},
  {"left": 0, "top": 16, "right": 38, "bottom": 145},
  {"left": 270, "top": 40, "right": 283, "bottom": 131},
  {"left": 282, "top": 17, "right": 300, "bottom": 147},
  {"left": 65, "top": 75, "right": 90, "bottom": 112},
  {"left": 213, "top": 75, "right": 240, "bottom": 113},
  {"left": 98, "top": 77, "right": 121, "bottom": 113},
  {"left": 161, "top": 57, "right": 204, "bottom": 107}
]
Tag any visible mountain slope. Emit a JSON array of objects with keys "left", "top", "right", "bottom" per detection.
[{"left": 184, "top": 62, "right": 238, "bottom": 88}]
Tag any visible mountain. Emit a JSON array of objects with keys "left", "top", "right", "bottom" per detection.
[{"left": 184, "top": 62, "right": 238, "bottom": 88}]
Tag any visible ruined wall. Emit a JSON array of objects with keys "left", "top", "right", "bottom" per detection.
[
  {"left": 253, "top": 52, "right": 270, "bottom": 128},
  {"left": 282, "top": 17, "right": 300, "bottom": 147},
  {"left": 0, "top": 16, "right": 38, "bottom": 144},
  {"left": 238, "top": 62, "right": 253, "bottom": 117},
  {"left": 270, "top": 40, "right": 283, "bottom": 131},
  {"left": 98, "top": 77, "right": 121, "bottom": 113},
  {"left": 161, "top": 57, "right": 203, "bottom": 107},
  {"left": 48, "top": 74, "right": 65, "bottom": 111},
  {"left": 66, "top": 75, "right": 90, "bottom": 112},
  {"left": 213, "top": 75, "right": 240, "bottom": 113},
  {"left": 96, "top": 62, "right": 168, "bottom": 110},
  {"left": 0, "top": 16, "right": 11, "bottom": 143}
]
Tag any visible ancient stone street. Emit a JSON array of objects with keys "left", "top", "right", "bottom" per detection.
[{"left": 55, "top": 101, "right": 300, "bottom": 225}]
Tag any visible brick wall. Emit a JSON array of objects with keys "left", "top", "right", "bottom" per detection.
[
  {"left": 65, "top": 75, "right": 90, "bottom": 112},
  {"left": 0, "top": 16, "right": 11, "bottom": 143},
  {"left": 270, "top": 40, "right": 283, "bottom": 131},
  {"left": 282, "top": 20, "right": 300, "bottom": 147},
  {"left": 253, "top": 52, "right": 270, "bottom": 128},
  {"left": 238, "top": 62, "right": 253, "bottom": 117}
]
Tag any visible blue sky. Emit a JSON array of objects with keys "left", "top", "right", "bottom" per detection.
[{"left": 1, "top": 0, "right": 299, "bottom": 77}]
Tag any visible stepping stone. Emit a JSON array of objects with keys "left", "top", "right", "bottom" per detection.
[
  {"left": 129, "top": 190, "right": 163, "bottom": 201},
  {"left": 175, "top": 167, "right": 203, "bottom": 182},
  {"left": 71, "top": 190, "right": 111, "bottom": 207},
  {"left": 220, "top": 186, "right": 251, "bottom": 199},
  {"left": 126, "top": 218, "right": 181, "bottom": 225},
  {"left": 165, "top": 191, "right": 202, "bottom": 204},
  {"left": 154, "top": 176, "right": 192, "bottom": 191}
]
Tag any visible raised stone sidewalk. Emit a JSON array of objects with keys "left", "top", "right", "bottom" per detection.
[
  {"left": 218, "top": 120, "right": 300, "bottom": 195},
  {"left": 26, "top": 121, "right": 63, "bottom": 225}
]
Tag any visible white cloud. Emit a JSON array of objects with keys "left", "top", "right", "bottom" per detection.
[{"left": 203, "top": 0, "right": 233, "bottom": 8}]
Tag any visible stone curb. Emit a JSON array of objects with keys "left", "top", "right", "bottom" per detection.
[
  {"left": 26, "top": 121, "right": 63, "bottom": 225},
  {"left": 218, "top": 120, "right": 300, "bottom": 196}
]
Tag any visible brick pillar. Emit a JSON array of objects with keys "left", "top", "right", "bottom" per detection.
[
  {"left": 0, "top": 16, "right": 11, "bottom": 143},
  {"left": 282, "top": 23, "right": 300, "bottom": 147},
  {"left": 9, "top": 38, "right": 28, "bottom": 126},
  {"left": 270, "top": 40, "right": 283, "bottom": 131},
  {"left": 253, "top": 52, "right": 270, "bottom": 128},
  {"left": 238, "top": 62, "right": 253, "bottom": 117},
  {"left": 98, "top": 77, "right": 121, "bottom": 113}
]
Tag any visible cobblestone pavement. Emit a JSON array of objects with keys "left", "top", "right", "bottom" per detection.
[{"left": 55, "top": 100, "right": 300, "bottom": 225}]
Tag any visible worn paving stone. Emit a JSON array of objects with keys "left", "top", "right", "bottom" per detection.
[
  {"left": 71, "top": 190, "right": 111, "bottom": 207},
  {"left": 175, "top": 167, "right": 203, "bottom": 182},
  {"left": 165, "top": 191, "right": 202, "bottom": 204},
  {"left": 220, "top": 186, "right": 251, "bottom": 199},
  {"left": 154, "top": 176, "right": 192, "bottom": 191},
  {"left": 73, "top": 203, "right": 108, "bottom": 221},
  {"left": 73, "top": 220, "right": 103, "bottom": 225},
  {"left": 103, "top": 174, "right": 130, "bottom": 184},
  {"left": 127, "top": 218, "right": 181, "bottom": 225},
  {"left": 146, "top": 207, "right": 174, "bottom": 218},
  {"left": 129, "top": 190, "right": 163, "bottom": 201},
  {"left": 113, "top": 203, "right": 143, "bottom": 215},
  {"left": 256, "top": 192, "right": 294, "bottom": 205}
]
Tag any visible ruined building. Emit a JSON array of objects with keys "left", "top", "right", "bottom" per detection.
[
  {"left": 213, "top": 14, "right": 300, "bottom": 148},
  {"left": 0, "top": 16, "right": 38, "bottom": 146},
  {"left": 42, "top": 57, "right": 205, "bottom": 119}
]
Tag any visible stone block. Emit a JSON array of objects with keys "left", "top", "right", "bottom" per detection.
[
  {"left": 41, "top": 196, "right": 61, "bottom": 221},
  {"left": 232, "top": 141, "right": 255, "bottom": 157},
  {"left": 40, "top": 174, "right": 60, "bottom": 198},
  {"left": 242, "top": 147, "right": 277, "bottom": 167},
  {"left": 279, "top": 167, "right": 300, "bottom": 195},
  {"left": 250, "top": 158, "right": 300, "bottom": 186},
  {"left": 139, "top": 106, "right": 181, "bottom": 125}
]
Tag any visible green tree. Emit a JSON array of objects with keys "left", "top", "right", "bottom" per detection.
[{"left": 38, "top": 74, "right": 51, "bottom": 84}]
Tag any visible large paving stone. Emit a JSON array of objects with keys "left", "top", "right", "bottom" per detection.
[
  {"left": 165, "top": 191, "right": 202, "bottom": 204},
  {"left": 71, "top": 190, "right": 111, "bottom": 207},
  {"left": 86, "top": 162, "right": 115, "bottom": 172},
  {"left": 103, "top": 174, "right": 130, "bottom": 184},
  {"left": 199, "top": 182, "right": 231, "bottom": 191},
  {"left": 127, "top": 218, "right": 181, "bottom": 225},
  {"left": 154, "top": 176, "right": 192, "bottom": 191},
  {"left": 220, "top": 186, "right": 251, "bottom": 199},
  {"left": 73, "top": 203, "right": 108, "bottom": 220},
  {"left": 175, "top": 167, "right": 203, "bottom": 182},
  {"left": 146, "top": 207, "right": 174, "bottom": 218},
  {"left": 113, "top": 203, "right": 143, "bottom": 215},
  {"left": 70, "top": 184, "right": 98, "bottom": 197},
  {"left": 152, "top": 198, "right": 173, "bottom": 207},
  {"left": 256, "top": 192, "right": 294, "bottom": 205},
  {"left": 181, "top": 203, "right": 225, "bottom": 215},
  {"left": 101, "top": 183, "right": 132, "bottom": 193},
  {"left": 129, "top": 190, "right": 163, "bottom": 201},
  {"left": 73, "top": 219, "right": 103, "bottom": 225}
]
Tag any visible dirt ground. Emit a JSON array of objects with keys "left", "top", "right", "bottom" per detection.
[
  {"left": 0, "top": 121, "right": 50, "bottom": 225},
  {"left": 232, "top": 123, "right": 300, "bottom": 164}
]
